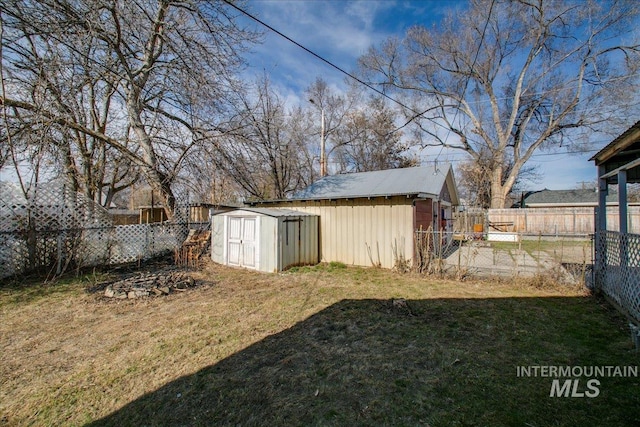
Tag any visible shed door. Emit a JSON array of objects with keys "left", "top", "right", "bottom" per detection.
[
  {"left": 241, "top": 217, "right": 256, "bottom": 268},
  {"left": 227, "top": 216, "right": 257, "bottom": 268}
]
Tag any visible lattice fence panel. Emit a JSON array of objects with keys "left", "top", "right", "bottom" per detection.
[
  {"left": 109, "top": 224, "right": 149, "bottom": 264},
  {"left": 595, "top": 231, "right": 640, "bottom": 323},
  {"left": 0, "top": 181, "right": 191, "bottom": 279},
  {"left": 1, "top": 181, "right": 113, "bottom": 278},
  {"left": 78, "top": 227, "right": 113, "bottom": 267},
  {"left": 149, "top": 223, "right": 188, "bottom": 256},
  {"left": 0, "top": 233, "right": 27, "bottom": 277}
]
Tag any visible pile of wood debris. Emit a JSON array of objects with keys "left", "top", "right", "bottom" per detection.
[{"left": 175, "top": 229, "right": 211, "bottom": 267}]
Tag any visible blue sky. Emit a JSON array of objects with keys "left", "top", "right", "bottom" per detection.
[
  {"left": 237, "top": 0, "right": 607, "bottom": 190},
  {"left": 0, "top": 0, "right": 607, "bottom": 191}
]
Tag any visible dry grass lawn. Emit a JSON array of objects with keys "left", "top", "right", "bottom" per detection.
[{"left": 1, "top": 261, "right": 638, "bottom": 426}]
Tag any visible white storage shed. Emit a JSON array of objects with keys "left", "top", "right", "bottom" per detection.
[{"left": 211, "top": 208, "right": 319, "bottom": 272}]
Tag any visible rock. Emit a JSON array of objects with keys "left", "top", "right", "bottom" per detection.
[
  {"left": 100, "top": 269, "right": 199, "bottom": 299},
  {"left": 392, "top": 298, "right": 408, "bottom": 309}
]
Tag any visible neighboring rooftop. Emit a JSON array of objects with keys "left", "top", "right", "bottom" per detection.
[
  {"left": 518, "top": 188, "right": 619, "bottom": 207},
  {"left": 291, "top": 165, "right": 457, "bottom": 202}
]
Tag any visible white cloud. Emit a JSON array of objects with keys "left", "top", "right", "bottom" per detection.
[{"left": 237, "top": 1, "right": 604, "bottom": 190}]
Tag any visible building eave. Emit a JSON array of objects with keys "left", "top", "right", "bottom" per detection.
[
  {"left": 591, "top": 120, "right": 640, "bottom": 165},
  {"left": 246, "top": 193, "right": 443, "bottom": 205}
]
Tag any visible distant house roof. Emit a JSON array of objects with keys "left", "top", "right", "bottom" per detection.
[
  {"left": 519, "top": 189, "right": 621, "bottom": 207},
  {"left": 108, "top": 208, "right": 138, "bottom": 215},
  {"left": 291, "top": 165, "right": 459, "bottom": 204},
  {"left": 186, "top": 202, "right": 243, "bottom": 215}
]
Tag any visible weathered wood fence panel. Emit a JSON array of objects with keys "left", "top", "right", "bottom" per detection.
[
  {"left": 488, "top": 207, "right": 640, "bottom": 235},
  {"left": 452, "top": 210, "right": 486, "bottom": 233}
]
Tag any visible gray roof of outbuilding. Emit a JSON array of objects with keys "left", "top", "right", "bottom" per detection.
[
  {"left": 221, "top": 207, "right": 318, "bottom": 217},
  {"left": 523, "top": 189, "right": 616, "bottom": 205},
  {"left": 293, "top": 165, "right": 453, "bottom": 200}
]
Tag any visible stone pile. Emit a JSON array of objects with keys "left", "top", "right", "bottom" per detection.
[{"left": 102, "top": 271, "right": 198, "bottom": 299}]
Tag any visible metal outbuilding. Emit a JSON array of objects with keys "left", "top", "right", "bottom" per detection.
[
  {"left": 247, "top": 165, "right": 459, "bottom": 269},
  {"left": 211, "top": 208, "right": 319, "bottom": 272}
]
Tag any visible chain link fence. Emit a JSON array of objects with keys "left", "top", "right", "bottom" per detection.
[{"left": 410, "top": 230, "right": 593, "bottom": 285}]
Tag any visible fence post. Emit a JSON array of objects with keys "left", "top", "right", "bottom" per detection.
[
  {"left": 537, "top": 232, "right": 542, "bottom": 274},
  {"left": 457, "top": 238, "right": 462, "bottom": 272},
  {"left": 56, "top": 233, "right": 63, "bottom": 275},
  {"left": 144, "top": 225, "right": 150, "bottom": 265}
]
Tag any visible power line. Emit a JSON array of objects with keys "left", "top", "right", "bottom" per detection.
[
  {"left": 222, "top": 0, "right": 424, "bottom": 118},
  {"left": 224, "top": 0, "right": 636, "bottom": 164}
]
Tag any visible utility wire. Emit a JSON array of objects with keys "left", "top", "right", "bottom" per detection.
[
  {"left": 222, "top": 0, "right": 448, "bottom": 131},
  {"left": 224, "top": 0, "right": 619, "bottom": 169}
]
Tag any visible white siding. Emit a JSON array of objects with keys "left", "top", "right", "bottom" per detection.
[
  {"left": 211, "top": 215, "right": 225, "bottom": 264},
  {"left": 260, "top": 215, "right": 277, "bottom": 272},
  {"left": 211, "top": 209, "right": 318, "bottom": 272}
]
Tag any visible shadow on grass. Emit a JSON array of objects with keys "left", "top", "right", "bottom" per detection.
[{"left": 88, "top": 297, "right": 639, "bottom": 427}]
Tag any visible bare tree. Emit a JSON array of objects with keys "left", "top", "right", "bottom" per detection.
[
  {"left": 359, "top": 0, "right": 640, "bottom": 208},
  {"left": 456, "top": 151, "right": 540, "bottom": 208},
  {"left": 1, "top": 0, "right": 258, "bottom": 217},
  {"left": 334, "top": 96, "right": 417, "bottom": 172},
  {"left": 2, "top": 27, "right": 138, "bottom": 207},
  {"left": 306, "top": 78, "right": 354, "bottom": 175},
  {"left": 212, "top": 75, "right": 314, "bottom": 200}
]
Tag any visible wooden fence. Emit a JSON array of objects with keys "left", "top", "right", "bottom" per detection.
[
  {"left": 452, "top": 210, "right": 486, "bottom": 233},
  {"left": 488, "top": 207, "right": 640, "bottom": 235}
]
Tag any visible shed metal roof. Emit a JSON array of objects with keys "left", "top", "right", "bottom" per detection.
[
  {"left": 219, "top": 207, "right": 318, "bottom": 218},
  {"left": 292, "top": 165, "right": 454, "bottom": 200}
]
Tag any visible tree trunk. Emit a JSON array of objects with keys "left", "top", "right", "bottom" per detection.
[
  {"left": 489, "top": 165, "right": 507, "bottom": 209},
  {"left": 127, "top": 92, "right": 177, "bottom": 220}
]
